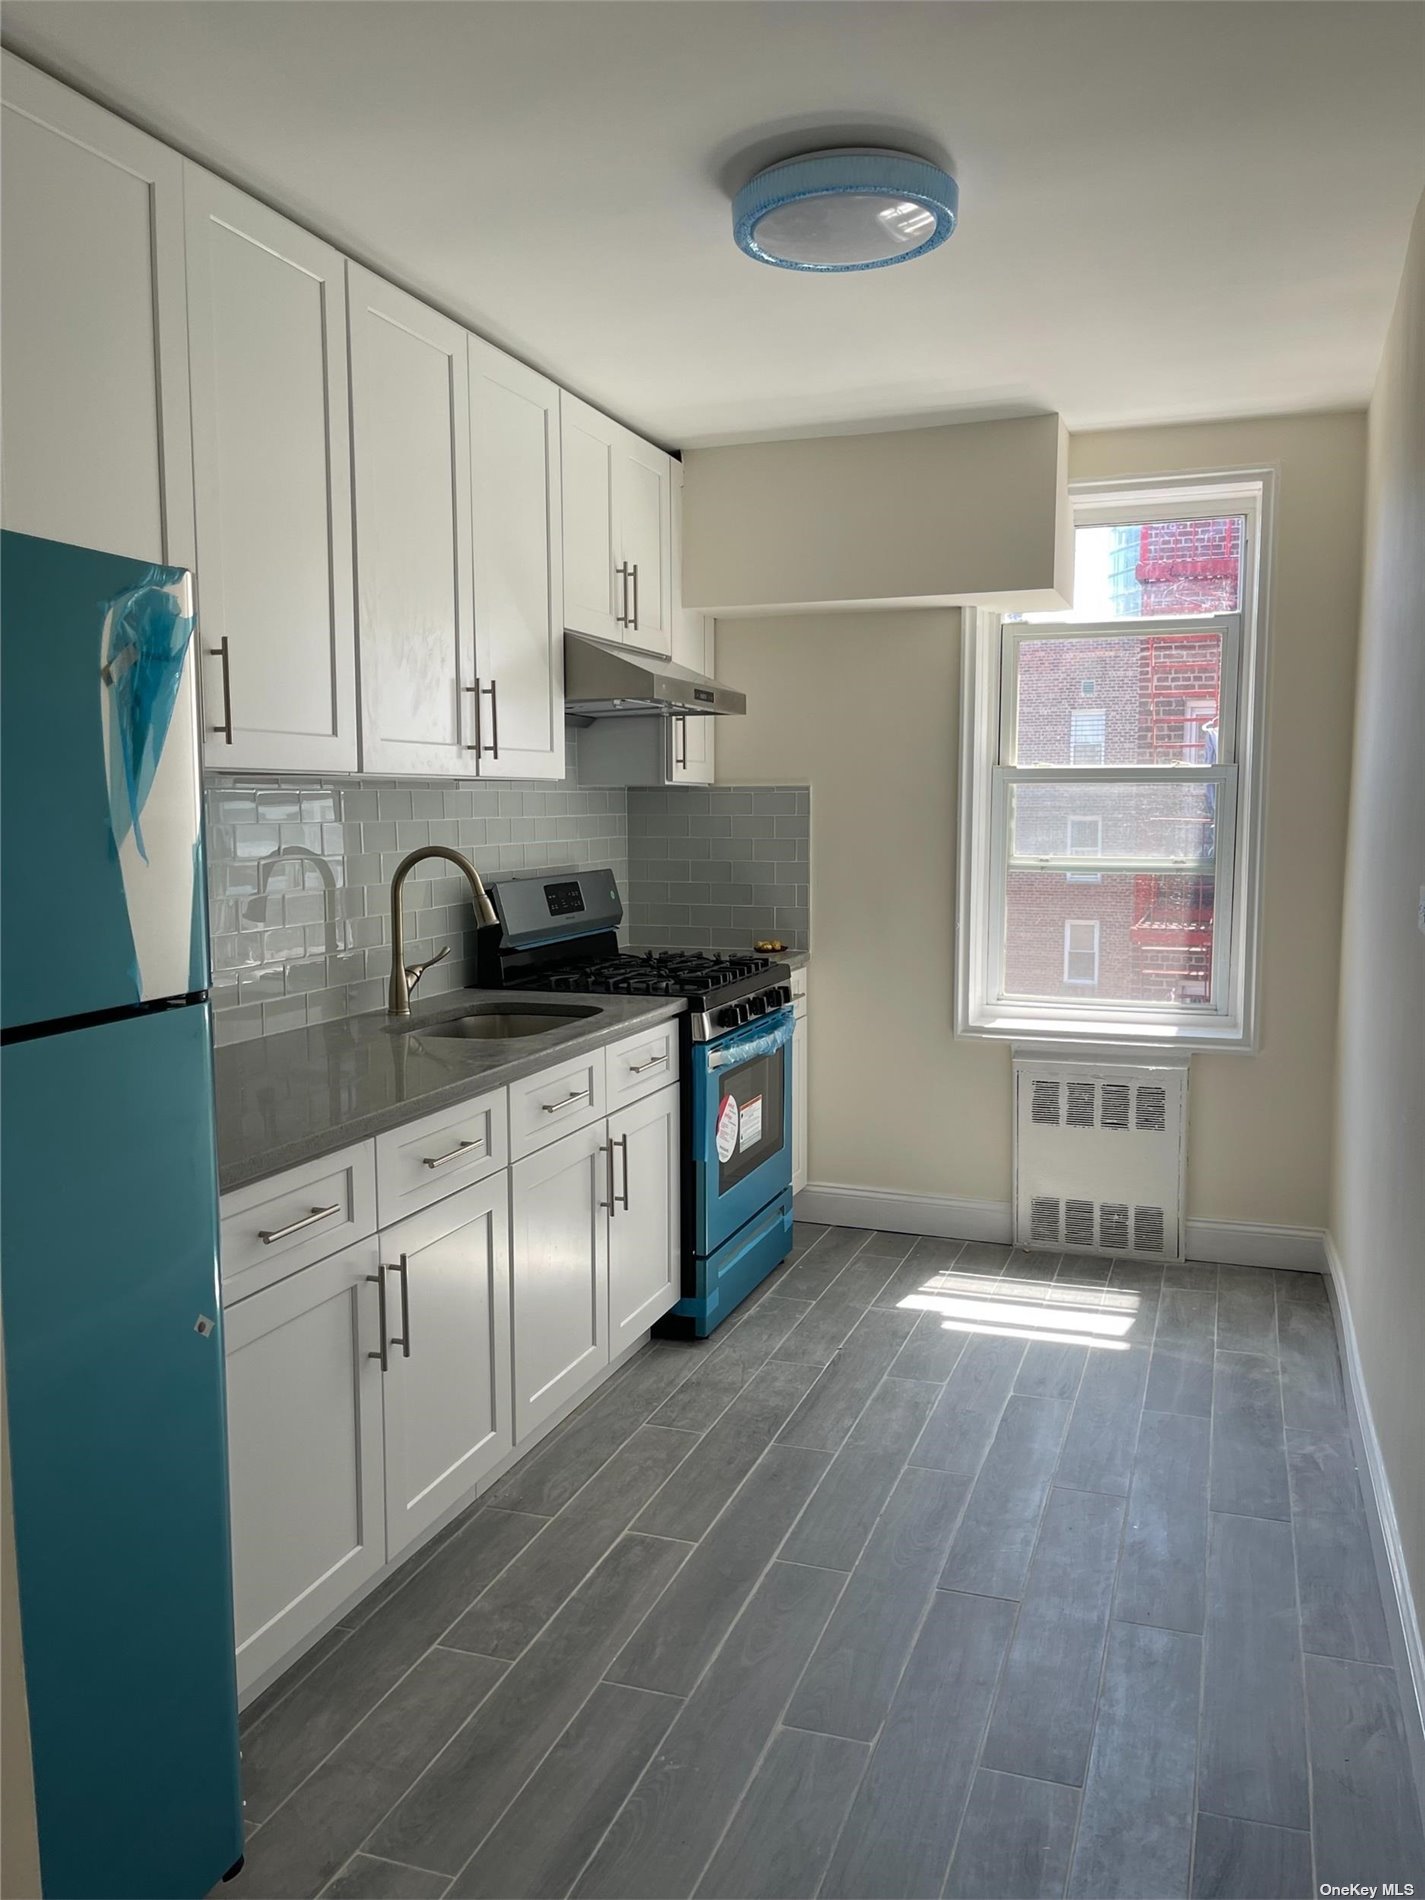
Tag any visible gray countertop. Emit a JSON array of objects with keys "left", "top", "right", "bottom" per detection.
[{"left": 215, "top": 990, "right": 686, "bottom": 1194}]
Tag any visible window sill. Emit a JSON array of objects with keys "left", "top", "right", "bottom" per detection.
[{"left": 957, "top": 1008, "right": 1256, "bottom": 1055}]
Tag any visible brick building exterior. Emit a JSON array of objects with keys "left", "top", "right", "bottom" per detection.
[{"left": 1002, "top": 517, "right": 1239, "bottom": 1006}]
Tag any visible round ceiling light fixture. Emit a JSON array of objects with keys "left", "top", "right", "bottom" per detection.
[{"left": 732, "top": 147, "right": 958, "bottom": 272}]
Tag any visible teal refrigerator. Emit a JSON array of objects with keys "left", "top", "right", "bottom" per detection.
[{"left": 1, "top": 531, "right": 244, "bottom": 1898}]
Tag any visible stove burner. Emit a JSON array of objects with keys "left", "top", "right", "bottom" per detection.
[{"left": 529, "top": 950, "right": 775, "bottom": 999}]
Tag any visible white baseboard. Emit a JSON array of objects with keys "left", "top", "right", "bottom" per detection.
[
  {"left": 796, "top": 1182, "right": 1327, "bottom": 1273},
  {"left": 1322, "top": 1231, "right": 1425, "bottom": 1777},
  {"left": 796, "top": 1183, "right": 1013, "bottom": 1244},
  {"left": 1182, "top": 1218, "right": 1327, "bottom": 1273}
]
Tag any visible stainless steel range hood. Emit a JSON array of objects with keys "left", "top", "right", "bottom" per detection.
[{"left": 563, "top": 631, "right": 746, "bottom": 718}]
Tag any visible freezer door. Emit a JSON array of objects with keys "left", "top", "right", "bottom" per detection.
[
  {"left": 1, "top": 531, "right": 206, "bottom": 1031},
  {"left": 1, "top": 1003, "right": 242, "bottom": 1899}
]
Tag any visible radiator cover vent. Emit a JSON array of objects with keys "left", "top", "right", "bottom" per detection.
[{"left": 1013, "top": 1050, "right": 1189, "bottom": 1264}]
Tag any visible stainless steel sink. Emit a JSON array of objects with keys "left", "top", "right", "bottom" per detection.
[{"left": 409, "top": 1004, "right": 600, "bottom": 1041}]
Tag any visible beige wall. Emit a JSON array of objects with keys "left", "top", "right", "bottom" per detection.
[
  {"left": 683, "top": 414, "right": 1071, "bottom": 614},
  {"left": 716, "top": 409, "right": 1366, "bottom": 1230},
  {"left": 1332, "top": 194, "right": 1425, "bottom": 1614}
]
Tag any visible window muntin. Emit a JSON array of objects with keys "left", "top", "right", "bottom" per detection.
[{"left": 957, "top": 473, "right": 1268, "bottom": 1048}]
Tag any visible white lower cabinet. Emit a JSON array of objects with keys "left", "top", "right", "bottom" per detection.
[
  {"left": 224, "top": 1239, "right": 385, "bottom": 1693},
  {"left": 379, "top": 1177, "right": 512, "bottom": 1558},
  {"left": 223, "top": 1045, "right": 684, "bottom": 1693},
  {"left": 608, "top": 1084, "right": 681, "bottom": 1356},
  {"left": 509, "top": 1120, "right": 610, "bottom": 1443}
]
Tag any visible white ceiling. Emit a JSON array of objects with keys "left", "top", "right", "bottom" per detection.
[{"left": 5, "top": 2, "right": 1422, "bottom": 447}]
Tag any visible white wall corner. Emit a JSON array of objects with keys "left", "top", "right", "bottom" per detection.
[{"left": 1322, "top": 1231, "right": 1425, "bottom": 1786}]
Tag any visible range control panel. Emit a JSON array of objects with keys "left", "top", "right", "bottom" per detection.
[{"left": 487, "top": 867, "right": 623, "bottom": 948}]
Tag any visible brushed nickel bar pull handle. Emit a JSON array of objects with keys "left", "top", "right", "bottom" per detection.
[
  {"left": 541, "top": 1084, "right": 591, "bottom": 1115},
  {"left": 628, "top": 1051, "right": 667, "bottom": 1075},
  {"left": 675, "top": 714, "right": 687, "bottom": 772},
  {"left": 464, "top": 678, "right": 483, "bottom": 754},
  {"left": 619, "top": 1133, "right": 631, "bottom": 1212},
  {"left": 422, "top": 1137, "right": 483, "bottom": 1170},
  {"left": 208, "top": 637, "right": 234, "bottom": 744},
  {"left": 390, "top": 1255, "right": 411, "bottom": 1359},
  {"left": 601, "top": 1139, "right": 616, "bottom": 1216},
  {"left": 614, "top": 562, "right": 630, "bottom": 628},
  {"left": 483, "top": 678, "right": 500, "bottom": 760},
  {"left": 367, "top": 1269, "right": 389, "bottom": 1372},
  {"left": 630, "top": 563, "right": 639, "bottom": 632},
  {"left": 259, "top": 1203, "right": 340, "bottom": 1245}
]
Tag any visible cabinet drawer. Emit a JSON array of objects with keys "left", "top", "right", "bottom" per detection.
[
  {"left": 604, "top": 1019, "right": 680, "bottom": 1112},
  {"left": 375, "top": 1088, "right": 507, "bottom": 1226},
  {"left": 221, "top": 1142, "right": 377, "bottom": 1302},
  {"left": 509, "top": 1047, "right": 606, "bottom": 1160}
]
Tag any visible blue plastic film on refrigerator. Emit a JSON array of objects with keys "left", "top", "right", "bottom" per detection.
[{"left": 100, "top": 567, "right": 195, "bottom": 862}]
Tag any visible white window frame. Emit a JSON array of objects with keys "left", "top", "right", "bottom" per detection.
[
  {"left": 956, "top": 469, "right": 1273, "bottom": 1051},
  {"left": 1063, "top": 919, "right": 1101, "bottom": 985}
]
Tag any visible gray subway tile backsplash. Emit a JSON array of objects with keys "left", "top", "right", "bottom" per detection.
[
  {"left": 205, "top": 756, "right": 809, "bottom": 1045},
  {"left": 624, "top": 786, "right": 810, "bottom": 954}
]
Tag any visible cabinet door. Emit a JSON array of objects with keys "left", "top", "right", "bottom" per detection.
[
  {"left": 224, "top": 1240, "right": 385, "bottom": 1693},
  {"left": 792, "top": 1009, "right": 809, "bottom": 1195},
  {"left": 380, "top": 1176, "right": 513, "bottom": 1557},
  {"left": 469, "top": 338, "right": 565, "bottom": 780},
  {"left": 349, "top": 265, "right": 475, "bottom": 776},
  {"left": 669, "top": 462, "right": 715, "bottom": 784},
  {"left": 560, "top": 392, "right": 619, "bottom": 641},
  {"left": 185, "top": 168, "right": 357, "bottom": 771},
  {"left": 1, "top": 59, "right": 193, "bottom": 566},
  {"left": 615, "top": 434, "right": 673, "bottom": 659},
  {"left": 608, "top": 1084, "right": 681, "bottom": 1355},
  {"left": 510, "top": 1121, "right": 609, "bottom": 1441}
]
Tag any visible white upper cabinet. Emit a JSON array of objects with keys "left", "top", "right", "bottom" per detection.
[
  {"left": 348, "top": 265, "right": 475, "bottom": 777},
  {"left": 184, "top": 168, "right": 358, "bottom": 772},
  {"left": 560, "top": 392, "right": 672, "bottom": 658},
  {"left": 616, "top": 433, "right": 673, "bottom": 659},
  {"left": 468, "top": 337, "right": 565, "bottom": 779},
  {"left": 0, "top": 58, "right": 193, "bottom": 566},
  {"left": 670, "top": 461, "right": 715, "bottom": 784},
  {"left": 560, "top": 393, "right": 620, "bottom": 642}
]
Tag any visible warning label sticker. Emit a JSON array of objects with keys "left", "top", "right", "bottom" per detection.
[
  {"left": 715, "top": 1094, "right": 739, "bottom": 1163},
  {"left": 739, "top": 1095, "right": 763, "bottom": 1150}
]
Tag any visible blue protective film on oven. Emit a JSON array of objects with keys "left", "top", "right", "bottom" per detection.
[{"left": 101, "top": 568, "right": 195, "bottom": 862}]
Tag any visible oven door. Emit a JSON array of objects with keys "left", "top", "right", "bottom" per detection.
[{"left": 690, "top": 1006, "right": 794, "bottom": 1258}]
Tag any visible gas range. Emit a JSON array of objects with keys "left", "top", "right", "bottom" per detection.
[{"left": 474, "top": 870, "right": 792, "bottom": 1042}]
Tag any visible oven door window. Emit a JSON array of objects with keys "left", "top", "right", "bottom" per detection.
[{"left": 715, "top": 1045, "right": 786, "bottom": 1192}]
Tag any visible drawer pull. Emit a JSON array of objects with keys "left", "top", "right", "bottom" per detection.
[
  {"left": 258, "top": 1203, "right": 340, "bottom": 1246},
  {"left": 541, "top": 1084, "right": 592, "bottom": 1116},
  {"left": 628, "top": 1051, "right": 667, "bottom": 1076},
  {"left": 423, "top": 1137, "right": 483, "bottom": 1171}
]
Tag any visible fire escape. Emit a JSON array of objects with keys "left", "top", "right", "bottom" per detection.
[{"left": 1130, "top": 631, "right": 1219, "bottom": 1002}]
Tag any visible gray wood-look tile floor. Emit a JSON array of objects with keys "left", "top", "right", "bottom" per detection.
[{"left": 225, "top": 1227, "right": 1425, "bottom": 1900}]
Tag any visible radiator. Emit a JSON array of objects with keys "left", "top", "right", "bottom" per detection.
[{"left": 1012, "top": 1048, "right": 1189, "bottom": 1263}]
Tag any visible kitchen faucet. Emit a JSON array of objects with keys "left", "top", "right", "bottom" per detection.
[{"left": 387, "top": 846, "right": 498, "bottom": 1018}]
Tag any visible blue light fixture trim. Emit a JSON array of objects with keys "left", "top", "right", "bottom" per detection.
[{"left": 733, "top": 149, "right": 959, "bottom": 272}]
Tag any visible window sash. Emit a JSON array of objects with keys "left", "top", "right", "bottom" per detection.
[{"left": 986, "top": 765, "right": 1239, "bottom": 1019}]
